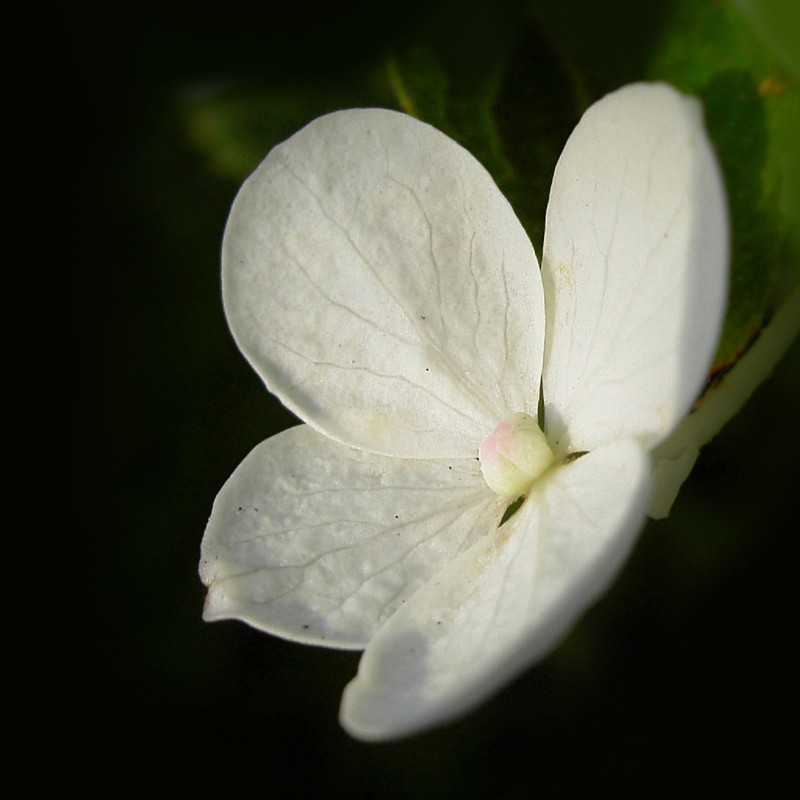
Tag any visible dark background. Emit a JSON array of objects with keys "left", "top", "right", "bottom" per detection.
[{"left": 60, "top": 2, "right": 796, "bottom": 793}]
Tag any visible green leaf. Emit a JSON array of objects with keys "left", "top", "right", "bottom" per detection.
[
  {"left": 386, "top": 45, "right": 515, "bottom": 214},
  {"left": 182, "top": 75, "right": 394, "bottom": 182},
  {"left": 734, "top": 0, "right": 800, "bottom": 78},
  {"left": 647, "top": 0, "right": 800, "bottom": 370},
  {"left": 386, "top": 26, "right": 578, "bottom": 253}
]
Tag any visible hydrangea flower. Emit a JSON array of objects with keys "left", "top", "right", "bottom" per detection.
[{"left": 200, "top": 83, "right": 728, "bottom": 740}]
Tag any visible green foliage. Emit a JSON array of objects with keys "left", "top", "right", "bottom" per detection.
[
  {"left": 183, "top": 74, "right": 394, "bottom": 180},
  {"left": 648, "top": 0, "right": 799, "bottom": 369},
  {"left": 734, "top": 0, "right": 800, "bottom": 77},
  {"left": 387, "top": 46, "right": 515, "bottom": 202}
]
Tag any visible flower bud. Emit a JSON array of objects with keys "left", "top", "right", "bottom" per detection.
[{"left": 479, "top": 412, "right": 554, "bottom": 498}]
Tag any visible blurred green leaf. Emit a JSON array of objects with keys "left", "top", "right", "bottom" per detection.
[
  {"left": 734, "top": 0, "right": 800, "bottom": 77},
  {"left": 648, "top": 0, "right": 800, "bottom": 370},
  {"left": 386, "top": 45, "right": 515, "bottom": 215},
  {"left": 387, "top": 28, "right": 577, "bottom": 252},
  {"left": 183, "top": 74, "right": 395, "bottom": 181}
]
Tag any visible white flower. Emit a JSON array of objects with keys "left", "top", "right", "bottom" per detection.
[{"left": 199, "top": 83, "right": 728, "bottom": 740}]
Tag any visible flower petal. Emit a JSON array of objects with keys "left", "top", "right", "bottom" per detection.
[
  {"left": 339, "top": 439, "right": 651, "bottom": 740},
  {"left": 541, "top": 83, "right": 729, "bottom": 455},
  {"left": 200, "top": 425, "right": 498, "bottom": 649},
  {"left": 223, "top": 109, "right": 544, "bottom": 459}
]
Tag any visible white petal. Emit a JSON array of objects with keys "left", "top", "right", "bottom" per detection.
[
  {"left": 223, "top": 109, "right": 544, "bottom": 460},
  {"left": 542, "top": 83, "right": 728, "bottom": 455},
  {"left": 200, "top": 425, "right": 498, "bottom": 649},
  {"left": 649, "top": 282, "right": 800, "bottom": 517},
  {"left": 340, "top": 439, "right": 651, "bottom": 740}
]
